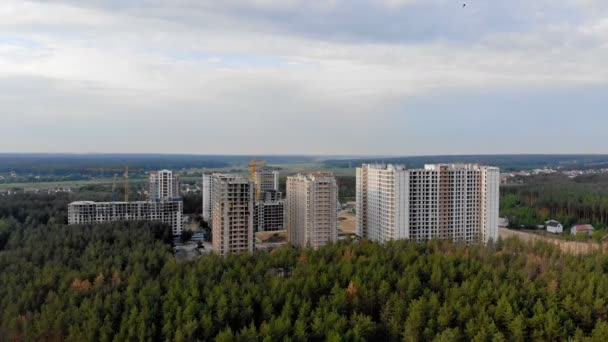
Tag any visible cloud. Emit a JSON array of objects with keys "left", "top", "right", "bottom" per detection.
[{"left": 1, "top": 0, "right": 608, "bottom": 154}]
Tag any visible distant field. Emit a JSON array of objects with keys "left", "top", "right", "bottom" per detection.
[
  {"left": 182, "top": 161, "right": 355, "bottom": 178},
  {"left": 0, "top": 177, "right": 147, "bottom": 191},
  {"left": 272, "top": 162, "right": 356, "bottom": 176},
  {"left": 0, "top": 161, "right": 354, "bottom": 191}
]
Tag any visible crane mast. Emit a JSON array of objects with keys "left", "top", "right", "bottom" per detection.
[
  {"left": 112, "top": 174, "right": 117, "bottom": 201},
  {"left": 248, "top": 160, "right": 267, "bottom": 202},
  {"left": 124, "top": 166, "right": 129, "bottom": 202}
]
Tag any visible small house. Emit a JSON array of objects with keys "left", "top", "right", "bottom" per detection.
[
  {"left": 570, "top": 224, "right": 594, "bottom": 236},
  {"left": 545, "top": 220, "right": 563, "bottom": 234}
]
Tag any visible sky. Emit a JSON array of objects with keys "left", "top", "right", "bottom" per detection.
[{"left": 1, "top": 0, "right": 608, "bottom": 155}]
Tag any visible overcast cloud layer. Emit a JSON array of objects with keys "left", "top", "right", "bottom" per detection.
[{"left": 1, "top": 0, "right": 608, "bottom": 155}]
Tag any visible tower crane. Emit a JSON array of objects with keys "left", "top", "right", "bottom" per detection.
[
  {"left": 85, "top": 166, "right": 143, "bottom": 202},
  {"left": 247, "top": 160, "right": 266, "bottom": 177},
  {"left": 111, "top": 174, "right": 118, "bottom": 202},
  {"left": 124, "top": 166, "right": 129, "bottom": 202},
  {"left": 248, "top": 160, "right": 267, "bottom": 202}
]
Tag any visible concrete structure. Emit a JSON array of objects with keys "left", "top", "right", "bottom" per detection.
[
  {"left": 68, "top": 200, "right": 183, "bottom": 235},
  {"left": 202, "top": 173, "right": 213, "bottom": 222},
  {"left": 253, "top": 169, "right": 279, "bottom": 201},
  {"left": 545, "top": 220, "right": 563, "bottom": 234},
  {"left": 356, "top": 163, "right": 499, "bottom": 244},
  {"left": 211, "top": 174, "right": 255, "bottom": 255},
  {"left": 254, "top": 192, "right": 285, "bottom": 232},
  {"left": 286, "top": 173, "right": 338, "bottom": 249},
  {"left": 149, "top": 170, "right": 180, "bottom": 201},
  {"left": 571, "top": 224, "right": 594, "bottom": 236}
]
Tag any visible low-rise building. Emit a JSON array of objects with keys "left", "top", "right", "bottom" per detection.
[
  {"left": 545, "top": 220, "right": 563, "bottom": 234},
  {"left": 571, "top": 224, "right": 594, "bottom": 236}
]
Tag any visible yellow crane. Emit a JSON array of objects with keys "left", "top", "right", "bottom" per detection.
[
  {"left": 248, "top": 160, "right": 267, "bottom": 202},
  {"left": 85, "top": 166, "right": 143, "bottom": 202},
  {"left": 112, "top": 174, "right": 118, "bottom": 201},
  {"left": 124, "top": 166, "right": 129, "bottom": 202},
  {"left": 247, "top": 160, "right": 266, "bottom": 176}
]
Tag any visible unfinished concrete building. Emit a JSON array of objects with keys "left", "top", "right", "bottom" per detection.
[
  {"left": 211, "top": 174, "right": 255, "bottom": 255},
  {"left": 201, "top": 173, "right": 216, "bottom": 222},
  {"left": 68, "top": 200, "right": 184, "bottom": 235},
  {"left": 149, "top": 169, "right": 181, "bottom": 201},
  {"left": 254, "top": 190, "right": 284, "bottom": 232},
  {"left": 253, "top": 169, "right": 279, "bottom": 201}
]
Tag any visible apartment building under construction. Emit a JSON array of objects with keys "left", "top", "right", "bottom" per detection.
[
  {"left": 67, "top": 200, "right": 184, "bottom": 235},
  {"left": 254, "top": 190, "right": 284, "bottom": 232},
  {"left": 149, "top": 169, "right": 181, "bottom": 201},
  {"left": 253, "top": 168, "right": 279, "bottom": 201},
  {"left": 211, "top": 174, "right": 255, "bottom": 255}
]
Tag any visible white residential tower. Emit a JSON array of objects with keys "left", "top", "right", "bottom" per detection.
[
  {"left": 286, "top": 173, "right": 338, "bottom": 249},
  {"left": 356, "top": 164, "right": 499, "bottom": 244}
]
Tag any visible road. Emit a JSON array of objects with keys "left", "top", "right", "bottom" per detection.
[{"left": 499, "top": 228, "right": 607, "bottom": 254}]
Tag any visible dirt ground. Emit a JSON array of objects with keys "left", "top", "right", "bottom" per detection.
[
  {"left": 339, "top": 210, "right": 357, "bottom": 234},
  {"left": 256, "top": 230, "right": 287, "bottom": 242},
  {"left": 499, "top": 228, "right": 608, "bottom": 254}
]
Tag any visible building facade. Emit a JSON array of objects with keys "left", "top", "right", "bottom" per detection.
[
  {"left": 149, "top": 170, "right": 181, "bottom": 201},
  {"left": 253, "top": 190, "right": 284, "bottom": 232},
  {"left": 211, "top": 174, "right": 255, "bottom": 255},
  {"left": 202, "top": 173, "right": 213, "bottom": 222},
  {"left": 68, "top": 200, "right": 184, "bottom": 235},
  {"left": 356, "top": 163, "right": 499, "bottom": 244},
  {"left": 253, "top": 169, "right": 279, "bottom": 201},
  {"left": 286, "top": 173, "right": 338, "bottom": 249},
  {"left": 545, "top": 220, "right": 563, "bottom": 234}
]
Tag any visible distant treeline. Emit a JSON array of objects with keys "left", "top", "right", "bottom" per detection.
[
  {"left": 0, "top": 154, "right": 319, "bottom": 175},
  {"left": 501, "top": 173, "right": 608, "bottom": 233},
  {"left": 324, "top": 155, "right": 608, "bottom": 172}
]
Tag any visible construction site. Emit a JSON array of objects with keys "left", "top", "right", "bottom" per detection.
[{"left": 67, "top": 166, "right": 184, "bottom": 235}]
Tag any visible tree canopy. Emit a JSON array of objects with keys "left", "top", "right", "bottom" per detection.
[{"left": 2, "top": 192, "right": 608, "bottom": 341}]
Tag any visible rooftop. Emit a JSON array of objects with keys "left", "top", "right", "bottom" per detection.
[{"left": 573, "top": 224, "right": 594, "bottom": 232}]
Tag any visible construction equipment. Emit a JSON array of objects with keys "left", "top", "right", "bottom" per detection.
[
  {"left": 248, "top": 160, "right": 267, "bottom": 202},
  {"left": 248, "top": 160, "right": 266, "bottom": 177},
  {"left": 111, "top": 174, "right": 118, "bottom": 202},
  {"left": 84, "top": 167, "right": 143, "bottom": 202},
  {"left": 124, "top": 166, "right": 129, "bottom": 202}
]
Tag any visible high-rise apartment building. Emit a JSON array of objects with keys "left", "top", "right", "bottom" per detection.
[
  {"left": 286, "top": 173, "right": 338, "bottom": 249},
  {"left": 211, "top": 174, "right": 255, "bottom": 255},
  {"left": 253, "top": 169, "right": 279, "bottom": 201},
  {"left": 149, "top": 170, "right": 180, "bottom": 201},
  {"left": 68, "top": 200, "right": 183, "bottom": 235},
  {"left": 356, "top": 164, "right": 499, "bottom": 244},
  {"left": 254, "top": 191, "right": 284, "bottom": 232},
  {"left": 202, "top": 173, "right": 214, "bottom": 222}
]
